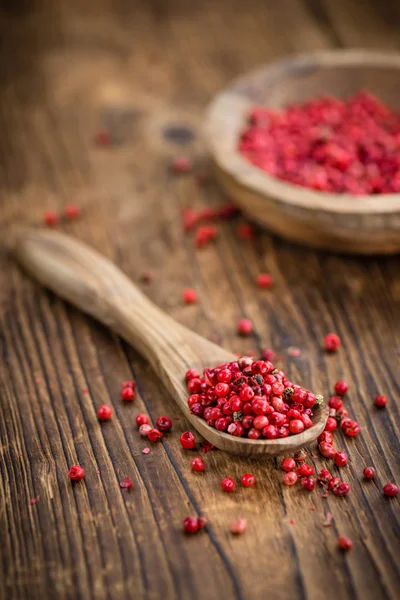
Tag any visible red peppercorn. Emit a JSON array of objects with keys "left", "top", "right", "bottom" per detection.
[
  {"left": 283, "top": 471, "right": 298, "bottom": 486},
  {"left": 333, "top": 482, "right": 351, "bottom": 496},
  {"left": 64, "top": 203, "right": 80, "bottom": 220},
  {"left": 182, "top": 288, "right": 198, "bottom": 304},
  {"left": 171, "top": 156, "right": 192, "bottom": 174},
  {"left": 301, "top": 476, "right": 316, "bottom": 491},
  {"left": 180, "top": 431, "right": 196, "bottom": 449},
  {"left": 156, "top": 416, "right": 172, "bottom": 432},
  {"left": 374, "top": 394, "right": 388, "bottom": 408},
  {"left": 190, "top": 457, "right": 205, "bottom": 472},
  {"left": 139, "top": 424, "right": 152, "bottom": 436},
  {"left": 262, "top": 348, "right": 275, "bottom": 361},
  {"left": 183, "top": 517, "right": 199, "bottom": 533},
  {"left": 281, "top": 457, "right": 296, "bottom": 472},
  {"left": 318, "top": 468, "right": 332, "bottom": 483},
  {"left": 253, "top": 415, "right": 269, "bottom": 430},
  {"left": 341, "top": 418, "right": 360, "bottom": 437},
  {"left": 97, "top": 404, "right": 112, "bottom": 421},
  {"left": 334, "top": 451, "right": 349, "bottom": 467},
  {"left": 248, "top": 427, "right": 261, "bottom": 439},
  {"left": 94, "top": 130, "right": 111, "bottom": 145},
  {"left": 319, "top": 442, "right": 335, "bottom": 458},
  {"left": 197, "top": 516, "right": 207, "bottom": 529},
  {"left": 121, "top": 380, "right": 136, "bottom": 389},
  {"left": 68, "top": 465, "right": 85, "bottom": 481},
  {"left": 237, "top": 223, "right": 255, "bottom": 240},
  {"left": 231, "top": 518, "right": 247, "bottom": 535},
  {"left": 324, "top": 417, "right": 337, "bottom": 432},
  {"left": 289, "top": 419, "right": 305, "bottom": 435},
  {"left": 256, "top": 273, "right": 273, "bottom": 289},
  {"left": 148, "top": 428, "right": 163, "bottom": 442},
  {"left": 241, "top": 473, "right": 255, "bottom": 487},
  {"left": 121, "top": 387, "right": 135, "bottom": 401},
  {"left": 120, "top": 477, "right": 133, "bottom": 489},
  {"left": 44, "top": 210, "right": 59, "bottom": 226},
  {"left": 221, "top": 477, "right": 236, "bottom": 492},
  {"left": 195, "top": 224, "right": 218, "bottom": 248},
  {"left": 296, "top": 463, "right": 315, "bottom": 477},
  {"left": 383, "top": 483, "right": 398, "bottom": 497},
  {"left": 136, "top": 413, "right": 150, "bottom": 426},
  {"left": 363, "top": 466, "right": 376, "bottom": 479},
  {"left": 237, "top": 318, "right": 253, "bottom": 336},
  {"left": 318, "top": 431, "right": 333, "bottom": 444},
  {"left": 338, "top": 536, "right": 353, "bottom": 551},
  {"left": 334, "top": 380, "right": 349, "bottom": 396},
  {"left": 294, "top": 449, "right": 308, "bottom": 462},
  {"left": 186, "top": 369, "right": 200, "bottom": 381},
  {"left": 328, "top": 477, "right": 341, "bottom": 491},
  {"left": 262, "top": 424, "right": 279, "bottom": 439},
  {"left": 324, "top": 333, "right": 341, "bottom": 352},
  {"left": 329, "top": 396, "right": 343, "bottom": 410}
]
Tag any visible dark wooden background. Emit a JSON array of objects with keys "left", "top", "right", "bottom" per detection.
[{"left": 0, "top": 1, "right": 399, "bottom": 599}]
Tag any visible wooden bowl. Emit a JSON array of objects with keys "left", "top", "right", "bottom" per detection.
[{"left": 204, "top": 50, "right": 400, "bottom": 254}]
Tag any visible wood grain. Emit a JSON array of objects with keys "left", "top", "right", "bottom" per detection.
[{"left": 0, "top": 0, "right": 399, "bottom": 599}]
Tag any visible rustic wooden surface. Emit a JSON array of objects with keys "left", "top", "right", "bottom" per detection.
[{"left": 0, "top": 1, "right": 399, "bottom": 599}]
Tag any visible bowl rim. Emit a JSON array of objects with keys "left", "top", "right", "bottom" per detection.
[{"left": 204, "top": 49, "right": 400, "bottom": 215}]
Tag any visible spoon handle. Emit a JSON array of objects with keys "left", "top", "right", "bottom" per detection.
[{"left": 15, "top": 229, "right": 197, "bottom": 371}]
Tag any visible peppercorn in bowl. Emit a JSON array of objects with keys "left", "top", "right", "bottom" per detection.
[{"left": 204, "top": 50, "right": 400, "bottom": 254}]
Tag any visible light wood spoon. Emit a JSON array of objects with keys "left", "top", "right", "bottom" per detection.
[{"left": 15, "top": 229, "right": 328, "bottom": 456}]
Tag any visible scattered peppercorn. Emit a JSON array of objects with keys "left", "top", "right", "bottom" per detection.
[
  {"left": 94, "top": 130, "right": 111, "bottom": 146},
  {"left": 231, "top": 518, "right": 247, "bottom": 535},
  {"left": 241, "top": 473, "right": 255, "bottom": 487},
  {"left": 148, "top": 428, "right": 163, "bottom": 442},
  {"left": 183, "top": 517, "right": 199, "bottom": 533},
  {"left": 190, "top": 457, "right": 205, "bottom": 472},
  {"left": 180, "top": 431, "right": 196, "bottom": 449},
  {"left": 121, "top": 387, "right": 135, "bottom": 401},
  {"left": 237, "top": 319, "right": 253, "bottom": 336},
  {"left": 324, "top": 333, "right": 341, "bottom": 351},
  {"left": 68, "top": 465, "right": 85, "bottom": 481},
  {"left": 139, "top": 424, "right": 152, "bottom": 436},
  {"left": 338, "top": 536, "right": 353, "bottom": 551},
  {"left": 374, "top": 394, "right": 388, "bottom": 408},
  {"left": 119, "top": 477, "right": 133, "bottom": 489},
  {"left": 334, "top": 451, "right": 349, "bottom": 467},
  {"left": 383, "top": 483, "right": 398, "bottom": 497},
  {"left": 281, "top": 457, "right": 296, "bottom": 472},
  {"left": 341, "top": 418, "right": 360, "bottom": 437},
  {"left": 256, "top": 273, "right": 273, "bottom": 289},
  {"left": 334, "top": 380, "right": 349, "bottom": 396},
  {"left": 195, "top": 224, "right": 218, "bottom": 248},
  {"left": 237, "top": 223, "right": 255, "bottom": 240},
  {"left": 221, "top": 477, "right": 236, "bottom": 492},
  {"left": 363, "top": 466, "right": 376, "bottom": 479},
  {"left": 183, "top": 288, "right": 198, "bottom": 304},
  {"left": 171, "top": 156, "right": 192, "bottom": 174},
  {"left": 301, "top": 476, "right": 316, "bottom": 491},
  {"left": 324, "top": 416, "right": 338, "bottom": 432},
  {"left": 44, "top": 210, "right": 60, "bottom": 226},
  {"left": 283, "top": 472, "right": 298, "bottom": 486},
  {"left": 261, "top": 348, "right": 275, "bottom": 361},
  {"left": 64, "top": 203, "right": 80, "bottom": 220},
  {"left": 97, "top": 404, "right": 112, "bottom": 421},
  {"left": 136, "top": 414, "right": 150, "bottom": 426},
  {"left": 156, "top": 416, "right": 172, "bottom": 432}
]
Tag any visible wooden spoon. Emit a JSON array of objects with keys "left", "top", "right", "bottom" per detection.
[{"left": 15, "top": 229, "right": 328, "bottom": 456}]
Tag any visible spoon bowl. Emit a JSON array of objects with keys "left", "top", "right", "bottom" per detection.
[{"left": 15, "top": 230, "right": 328, "bottom": 456}]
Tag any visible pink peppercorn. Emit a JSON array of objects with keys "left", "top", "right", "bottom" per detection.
[
  {"left": 300, "top": 476, "right": 316, "bottom": 491},
  {"left": 261, "top": 348, "right": 275, "bottom": 361},
  {"left": 363, "top": 466, "right": 376, "bottom": 479},
  {"left": 294, "top": 449, "right": 307, "bottom": 462},
  {"left": 136, "top": 414, "right": 150, "bottom": 426},
  {"left": 333, "top": 482, "right": 351, "bottom": 496},
  {"left": 289, "top": 419, "right": 304, "bottom": 435},
  {"left": 221, "top": 477, "right": 236, "bottom": 492},
  {"left": 318, "top": 469, "right": 332, "bottom": 483},
  {"left": 334, "top": 380, "right": 349, "bottom": 396},
  {"left": 383, "top": 483, "right": 398, "bottom": 497},
  {"left": 318, "top": 431, "right": 334, "bottom": 444},
  {"left": 241, "top": 473, "right": 255, "bottom": 487},
  {"left": 44, "top": 210, "right": 59, "bottom": 226},
  {"left": 231, "top": 519, "right": 247, "bottom": 535},
  {"left": 148, "top": 428, "right": 163, "bottom": 442},
  {"left": 171, "top": 156, "right": 192, "bottom": 174},
  {"left": 156, "top": 416, "right": 172, "bottom": 432},
  {"left": 281, "top": 457, "right": 296, "bottom": 472},
  {"left": 139, "top": 424, "right": 152, "bottom": 436},
  {"left": 237, "top": 223, "right": 255, "bottom": 240},
  {"left": 296, "top": 464, "right": 314, "bottom": 477},
  {"left": 183, "top": 288, "right": 198, "bottom": 304},
  {"left": 97, "top": 404, "right": 112, "bottom": 421},
  {"left": 237, "top": 318, "right": 253, "bottom": 336},
  {"left": 195, "top": 224, "right": 218, "bottom": 248},
  {"left": 121, "top": 380, "right": 136, "bottom": 389},
  {"left": 186, "top": 368, "right": 200, "bottom": 381},
  {"left": 180, "top": 431, "right": 196, "bottom": 449},
  {"left": 64, "top": 203, "right": 80, "bottom": 220},
  {"left": 183, "top": 517, "right": 199, "bottom": 533},
  {"left": 329, "top": 396, "right": 343, "bottom": 410},
  {"left": 319, "top": 442, "right": 335, "bottom": 459},
  {"left": 334, "top": 451, "right": 349, "bottom": 467},
  {"left": 325, "top": 417, "right": 337, "bottom": 432},
  {"left": 121, "top": 387, "right": 135, "bottom": 401},
  {"left": 324, "top": 333, "right": 341, "bottom": 352},
  {"left": 283, "top": 472, "right": 298, "bottom": 486},
  {"left": 190, "top": 457, "right": 205, "bottom": 472},
  {"left": 197, "top": 516, "right": 207, "bottom": 529},
  {"left": 341, "top": 419, "right": 360, "bottom": 437},
  {"left": 94, "top": 130, "right": 111, "bottom": 145},
  {"left": 68, "top": 465, "right": 85, "bottom": 481},
  {"left": 120, "top": 477, "right": 133, "bottom": 489},
  {"left": 256, "top": 273, "right": 273, "bottom": 289},
  {"left": 374, "top": 395, "right": 388, "bottom": 408},
  {"left": 338, "top": 536, "right": 353, "bottom": 551}
]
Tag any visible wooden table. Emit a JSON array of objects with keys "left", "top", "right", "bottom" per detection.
[{"left": 1, "top": 1, "right": 399, "bottom": 599}]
